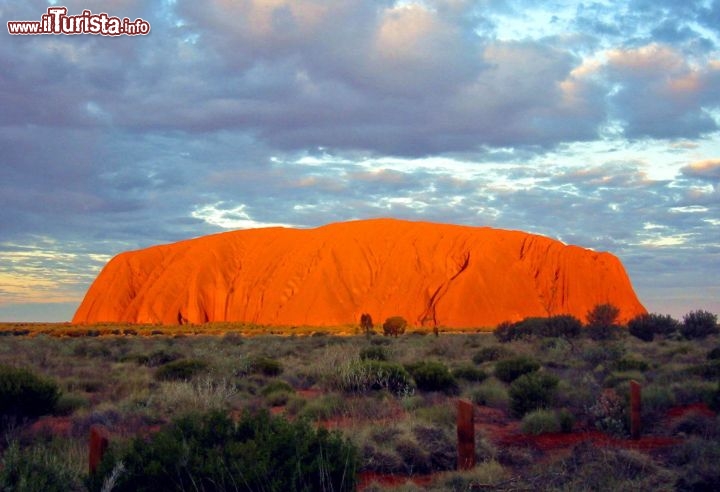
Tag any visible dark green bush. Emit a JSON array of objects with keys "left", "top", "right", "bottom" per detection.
[
  {"left": 0, "top": 364, "right": 60, "bottom": 422},
  {"left": 494, "top": 319, "right": 535, "bottom": 342},
  {"left": 628, "top": 313, "right": 679, "bottom": 342},
  {"left": 359, "top": 345, "right": 388, "bottom": 361},
  {"left": 707, "top": 347, "right": 720, "bottom": 360},
  {"left": 383, "top": 316, "right": 408, "bottom": 337},
  {"left": 251, "top": 356, "right": 283, "bottom": 376},
  {"left": 89, "top": 410, "right": 357, "bottom": 492},
  {"left": 542, "top": 315, "right": 583, "bottom": 338},
  {"left": 154, "top": 359, "right": 208, "bottom": 381},
  {"left": 515, "top": 317, "right": 549, "bottom": 336},
  {"left": 405, "top": 361, "right": 459, "bottom": 394},
  {"left": 451, "top": 365, "right": 487, "bottom": 383},
  {"left": 586, "top": 323, "right": 624, "bottom": 341},
  {"left": 472, "top": 346, "right": 510, "bottom": 364},
  {"left": 680, "top": 310, "right": 719, "bottom": 340},
  {"left": 508, "top": 372, "right": 559, "bottom": 418},
  {"left": 494, "top": 357, "right": 541, "bottom": 383},
  {"left": 495, "top": 315, "right": 582, "bottom": 342},
  {"left": 558, "top": 408, "right": 575, "bottom": 433}
]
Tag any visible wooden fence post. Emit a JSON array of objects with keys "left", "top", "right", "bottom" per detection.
[
  {"left": 89, "top": 425, "right": 110, "bottom": 475},
  {"left": 457, "top": 399, "right": 475, "bottom": 470}
]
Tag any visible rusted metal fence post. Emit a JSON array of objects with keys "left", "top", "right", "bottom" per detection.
[
  {"left": 89, "top": 425, "right": 110, "bottom": 474},
  {"left": 630, "top": 380, "right": 641, "bottom": 440},
  {"left": 457, "top": 399, "right": 475, "bottom": 470}
]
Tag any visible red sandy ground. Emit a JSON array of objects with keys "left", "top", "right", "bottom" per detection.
[{"left": 23, "top": 395, "right": 714, "bottom": 491}]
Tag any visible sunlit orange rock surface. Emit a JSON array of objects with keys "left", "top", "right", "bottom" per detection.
[{"left": 73, "top": 219, "right": 646, "bottom": 328}]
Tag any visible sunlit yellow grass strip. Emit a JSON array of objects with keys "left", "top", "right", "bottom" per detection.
[{"left": 0, "top": 322, "right": 494, "bottom": 337}]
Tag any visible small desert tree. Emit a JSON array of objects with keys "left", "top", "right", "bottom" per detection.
[
  {"left": 586, "top": 303, "right": 622, "bottom": 341},
  {"left": 360, "top": 313, "right": 374, "bottom": 339},
  {"left": 383, "top": 316, "right": 407, "bottom": 337}
]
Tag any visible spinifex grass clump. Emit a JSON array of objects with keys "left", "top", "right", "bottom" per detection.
[
  {"left": 332, "top": 360, "right": 414, "bottom": 396},
  {"left": 89, "top": 410, "right": 358, "bottom": 492},
  {"left": 405, "top": 361, "right": 459, "bottom": 395}
]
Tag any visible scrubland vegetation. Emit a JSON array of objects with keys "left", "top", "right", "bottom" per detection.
[{"left": 0, "top": 307, "right": 718, "bottom": 491}]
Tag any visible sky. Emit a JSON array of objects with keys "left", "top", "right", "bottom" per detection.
[{"left": 0, "top": 0, "right": 718, "bottom": 322}]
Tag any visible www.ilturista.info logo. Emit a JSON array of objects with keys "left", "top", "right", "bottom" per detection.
[{"left": 7, "top": 7, "right": 150, "bottom": 36}]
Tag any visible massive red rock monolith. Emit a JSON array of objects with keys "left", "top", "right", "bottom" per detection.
[{"left": 73, "top": 219, "right": 646, "bottom": 328}]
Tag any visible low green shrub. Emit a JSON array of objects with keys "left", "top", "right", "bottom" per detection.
[
  {"left": 260, "top": 379, "right": 294, "bottom": 396},
  {"left": 154, "top": 359, "right": 208, "bottom": 381},
  {"left": 581, "top": 343, "right": 626, "bottom": 366},
  {"left": 260, "top": 380, "right": 294, "bottom": 407},
  {"left": 451, "top": 365, "right": 487, "bottom": 383},
  {"left": 520, "top": 409, "right": 561, "bottom": 435},
  {"left": 54, "top": 393, "right": 89, "bottom": 416},
  {"left": 639, "top": 384, "right": 676, "bottom": 428},
  {"left": 494, "top": 357, "right": 541, "bottom": 383},
  {"left": 613, "top": 357, "right": 649, "bottom": 372},
  {"left": 508, "top": 372, "right": 559, "bottom": 418},
  {"left": 471, "top": 379, "right": 509, "bottom": 408},
  {"left": 0, "top": 364, "right": 60, "bottom": 422},
  {"left": 298, "top": 393, "right": 345, "bottom": 420},
  {"left": 539, "top": 442, "right": 674, "bottom": 491},
  {"left": 139, "top": 349, "right": 182, "bottom": 367},
  {"left": 359, "top": 345, "right": 388, "bottom": 361},
  {"left": 89, "top": 410, "right": 358, "bottom": 492},
  {"left": 250, "top": 356, "right": 283, "bottom": 376},
  {"left": 472, "top": 346, "right": 510, "bottom": 364},
  {"left": 405, "top": 361, "right": 459, "bottom": 395}
]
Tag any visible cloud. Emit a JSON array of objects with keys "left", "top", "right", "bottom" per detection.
[
  {"left": 1, "top": 0, "right": 719, "bottom": 320},
  {"left": 681, "top": 159, "right": 720, "bottom": 181},
  {"left": 601, "top": 44, "right": 720, "bottom": 139}
]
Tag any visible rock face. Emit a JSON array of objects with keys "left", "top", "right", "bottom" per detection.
[{"left": 73, "top": 219, "right": 646, "bottom": 328}]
